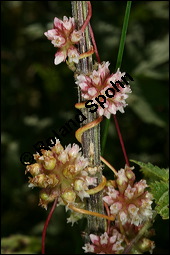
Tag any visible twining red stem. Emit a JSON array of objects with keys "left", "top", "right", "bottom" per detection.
[
  {"left": 80, "top": 1, "right": 92, "bottom": 33},
  {"left": 80, "top": 1, "right": 101, "bottom": 63},
  {"left": 113, "top": 115, "right": 130, "bottom": 166},
  {"left": 42, "top": 198, "right": 58, "bottom": 254},
  {"left": 104, "top": 202, "right": 111, "bottom": 234},
  {"left": 89, "top": 24, "right": 101, "bottom": 63}
]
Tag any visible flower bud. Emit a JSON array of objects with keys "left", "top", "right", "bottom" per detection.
[
  {"left": 126, "top": 169, "right": 135, "bottom": 182},
  {"left": 48, "top": 174, "right": 59, "bottom": 187},
  {"left": 58, "top": 151, "right": 68, "bottom": 164},
  {"left": 135, "top": 180, "right": 147, "bottom": 195},
  {"left": 61, "top": 190, "right": 76, "bottom": 203},
  {"left": 63, "top": 165, "right": 76, "bottom": 179},
  {"left": 52, "top": 142, "right": 64, "bottom": 154},
  {"left": 137, "top": 238, "right": 155, "bottom": 253},
  {"left": 29, "top": 174, "right": 48, "bottom": 188},
  {"left": 67, "top": 144, "right": 80, "bottom": 158},
  {"left": 40, "top": 192, "right": 49, "bottom": 201},
  {"left": 74, "top": 179, "right": 84, "bottom": 191},
  {"left": 39, "top": 192, "right": 56, "bottom": 210},
  {"left": 116, "top": 169, "right": 128, "bottom": 193},
  {"left": 43, "top": 157, "right": 56, "bottom": 170},
  {"left": 25, "top": 163, "right": 41, "bottom": 176}
]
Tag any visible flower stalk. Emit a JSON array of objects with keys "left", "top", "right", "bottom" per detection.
[{"left": 71, "top": 1, "right": 105, "bottom": 240}]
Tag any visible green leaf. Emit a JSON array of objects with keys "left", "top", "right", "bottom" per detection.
[
  {"left": 102, "top": 1, "right": 132, "bottom": 155},
  {"left": 131, "top": 159, "right": 169, "bottom": 219},
  {"left": 150, "top": 181, "right": 169, "bottom": 219},
  {"left": 130, "top": 160, "right": 169, "bottom": 181}
]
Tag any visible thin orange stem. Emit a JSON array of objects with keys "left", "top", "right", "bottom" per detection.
[
  {"left": 75, "top": 103, "right": 117, "bottom": 177},
  {"left": 68, "top": 203, "right": 115, "bottom": 221},
  {"left": 100, "top": 156, "right": 118, "bottom": 176},
  {"left": 79, "top": 46, "right": 94, "bottom": 59},
  {"left": 75, "top": 115, "right": 103, "bottom": 143},
  {"left": 75, "top": 102, "right": 86, "bottom": 109}
]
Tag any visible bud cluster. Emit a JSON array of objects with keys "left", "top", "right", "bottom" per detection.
[{"left": 26, "top": 139, "right": 96, "bottom": 209}]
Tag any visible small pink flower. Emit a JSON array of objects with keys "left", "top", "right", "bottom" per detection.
[
  {"left": 54, "top": 51, "right": 67, "bottom": 65},
  {"left": 76, "top": 61, "right": 132, "bottom": 118},
  {"left": 82, "top": 229, "right": 124, "bottom": 254},
  {"left": 67, "top": 47, "right": 80, "bottom": 63},
  {"left": 44, "top": 16, "right": 82, "bottom": 65}
]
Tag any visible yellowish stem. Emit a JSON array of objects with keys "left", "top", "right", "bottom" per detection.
[
  {"left": 87, "top": 175, "right": 106, "bottom": 195},
  {"left": 68, "top": 204, "right": 116, "bottom": 221},
  {"left": 75, "top": 116, "right": 103, "bottom": 143},
  {"left": 100, "top": 156, "right": 118, "bottom": 176},
  {"left": 79, "top": 46, "right": 94, "bottom": 59}
]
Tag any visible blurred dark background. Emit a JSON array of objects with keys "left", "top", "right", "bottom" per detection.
[{"left": 1, "top": 1, "right": 169, "bottom": 254}]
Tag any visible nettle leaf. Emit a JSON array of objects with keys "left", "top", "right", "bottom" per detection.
[
  {"left": 131, "top": 159, "right": 169, "bottom": 219},
  {"left": 150, "top": 181, "right": 169, "bottom": 219},
  {"left": 130, "top": 160, "right": 169, "bottom": 181}
]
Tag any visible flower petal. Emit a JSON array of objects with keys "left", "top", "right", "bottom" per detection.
[{"left": 54, "top": 51, "right": 66, "bottom": 65}]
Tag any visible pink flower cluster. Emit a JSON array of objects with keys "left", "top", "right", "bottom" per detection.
[
  {"left": 83, "top": 229, "right": 124, "bottom": 254},
  {"left": 82, "top": 165, "right": 155, "bottom": 254},
  {"left": 75, "top": 61, "right": 132, "bottom": 118},
  {"left": 44, "top": 16, "right": 82, "bottom": 65},
  {"left": 103, "top": 165, "right": 153, "bottom": 226},
  {"left": 26, "top": 139, "right": 96, "bottom": 209}
]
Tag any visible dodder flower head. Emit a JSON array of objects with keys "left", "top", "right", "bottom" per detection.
[
  {"left": 76, "top": 61, "right": 132, "bottom": 118},
  {"left": 44, "top": 16, "right": 82, "bottom": 65},
  {"left": 82, "top": 229, "right": 124, "bottom": 254},
  {"left": 103, "top": 165, "right": 153, "bottom": 226},
  {"left": 26, "top": 139, "right": 96, "bottom": 209}
]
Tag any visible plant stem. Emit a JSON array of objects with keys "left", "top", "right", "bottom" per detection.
[
  {"left": 42, "top": 198, "right": 58, "bottom": 254},
  {"left": 102, "top": 1, "right": 132, "bottom": 156},
  {"left": 71, "top": 1, "right": 105, "bottom": 242}
]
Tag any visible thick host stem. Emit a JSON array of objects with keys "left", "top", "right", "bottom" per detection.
[{"left": 71, "top": 1, "right": 105, "bottom": 242}]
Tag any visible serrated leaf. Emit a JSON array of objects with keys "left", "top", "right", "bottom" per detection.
[
  {"left": 150, "top": 181, "right": 168, "bottom": 202},
  {"left": 130, "top": 160, "right": 169, "bottom": 181},
  {"left": 150, "top": 181, "right": 169, "bottom": 219}
]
